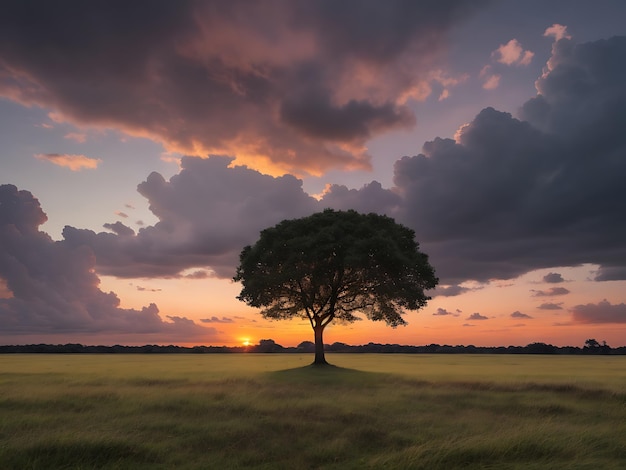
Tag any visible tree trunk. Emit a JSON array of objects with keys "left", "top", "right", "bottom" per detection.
[{"left": 312, "top": 324, "right": 328, "bottom": 365}]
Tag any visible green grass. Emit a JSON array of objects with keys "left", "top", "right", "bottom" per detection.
[{"left": 1, "top": 354, "right": 625, "bottom": 469}]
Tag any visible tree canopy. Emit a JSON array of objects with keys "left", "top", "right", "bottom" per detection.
[{"left": 233, "top": 209, "right": 438, "bottom": 364}]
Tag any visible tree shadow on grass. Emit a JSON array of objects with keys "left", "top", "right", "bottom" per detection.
[{"left": 266, "top": 363, "right": 389, "bottom": 386}]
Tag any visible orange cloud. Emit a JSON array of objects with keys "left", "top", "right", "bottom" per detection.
[{"left": 34, "top": 153, "right": 101, "bottom": 171}]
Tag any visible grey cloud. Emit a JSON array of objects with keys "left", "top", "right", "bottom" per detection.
[
  {"left": 431, "top": 284, "right": 476, "bottom": 297},
  {"left": 521, "top": 37, "right": 626, "bottom": 137},
  {"left": 103, "top": 222, "right": 135, "bottom": 237},
  {"left": 65, "top": 31, "right": 626, "bottom": 286},
  {"left": 594, "top": 266, "right": 626, "bottom": 281},
  {"left": 201, "top": 316, "right": 235, "bottom": 324},
  {"left": 136, "top": 286, "right": 162, "bottom": 292},
  {"left": 0, "top": 0, "right": 482, "bottom": 175},
  {"left": 571, "top": 300, "right": 626, "bottom": 324},
  {"left": 467, "top": 312, "right": 488, "bottom": 320},
  {"left": 532, "top": 287, "right": 570, "bottom": 297},
  {"left": 320, "top": 181, "right": 401, "bottom": 217},
  {"left": 321, "top": 35, "right": 626, "bottom": 285},
  {"left": 543, "top": 272, "right": 564, "bottom": 283},
  {"left": 8, "top": 33, "right": 626, "bottom": 294},
  {"left": 0, "top": 184, "right": 211, "bottom": 339},
  {"left": 63, "top": 156, "right": 320, "bottom": 279},
  {"left": 432, "top": 308, "right": 459, "bottom": 317},
  {"left": 537, "top": 302, "right": 563, "bottom": 310},
  {"left": 511, "top": 311, "right": 532, "bottom": 319},
  {"left": 280, "top": 91, "right": 414, "bottom": 141}
]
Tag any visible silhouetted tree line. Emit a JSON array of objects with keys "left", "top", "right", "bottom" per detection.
[{"left": 0, "top": 338, "right": 623, "bottom": 354}]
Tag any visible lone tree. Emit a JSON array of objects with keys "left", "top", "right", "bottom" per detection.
[{"left": 233, "top": 209, "right": 438, "bottom": 365}]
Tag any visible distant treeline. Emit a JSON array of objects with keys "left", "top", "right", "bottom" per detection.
[{"left": 0, "top": 339, "right": 623, "bottom": 354}]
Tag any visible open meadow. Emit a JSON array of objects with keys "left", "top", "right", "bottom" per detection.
[{"left": 1, "top": 353, "right": 625, "bottom": 469}]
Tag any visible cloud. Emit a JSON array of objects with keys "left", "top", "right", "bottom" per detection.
[
  {"left": 542, "top": 272, "right": 564, "bottom": 283},
  {"left": 0, "top": 0, "right": 484, "bottom": 176},
  {"left": 467, "top": 312, "right": 488, "bottom": 320},
  {"left": 593, "top": 266, "right": 626, "bottom": 281},
  {"left": 64, "top": 132, "right": 87, "bottom": 143},
  {"left": 0, "top": 278, "right": 11, "bottom": 299},
  {"left": 432, "top": 284, "right": 475, "bottom": 297},
  {"left": 537, "top": 302, "right": 563, "bottom": 310},
  {"left": 136, "top": 285, "right": 162, "bottom": 292},
  {"left": 511, "top": 311, "right": 532, "bottom": 319},
  {"left": 544, "top": 24, "right": 571, "bottom": 42},
  {"left": 34, "top": 153, "right": 101, "bottom": 171},
  {"left": 379, "top": 35, "right": 626, "bottom": 284},
  {"left": 200, "top": 316, "right": 235, "bottom": 324},
  {"left": 571, "top": 300, "right": 626, "bottom": 324},
  {"left": 8, "top": 33, "right": 626, "bottom": 296},
  {"left": 62, "top": 29, "right": 626, "bottom": 286},
  {"left": 532, "top": 287, "right": 570, "bottom": 297},
  {"left": 492, "top": 39, "right": 534, "bottom": 66},
  {"left": 432, "top": 308, "right": 459, "bottom": 317},
  {"left": 103, "top": 222, "right": 135, "bottom": 237},
  {"left": 62, "top": 156, "right": 320, "bottom": 279},
  {"left": 0, "top": 184, "right": 211, "bottom": 340},
  {"left": 482, "top": 75, "right": 501, "bottom": 90}
]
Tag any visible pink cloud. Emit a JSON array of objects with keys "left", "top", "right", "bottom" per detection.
[
  {"left": 0, "top": 2, "right": 483, "bottom": 176},
  {"left": 479, "top": 65, "right": 500, "bottom": 90},
  {"left": 493, "top": 39, "right": 534, "bottom": 66},
  {"left": 34, "top": 153, "right": 100, "bottom": 171},
  {"left": 64, "top": 132, "right": 87, "bottom": 143},
  {"left": 544, "top": 24, "right": 571, "bottom": 41}
]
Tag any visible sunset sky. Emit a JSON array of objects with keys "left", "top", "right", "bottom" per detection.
[{"left": 1, "top": 0, "right": 626, "bottom": 348}]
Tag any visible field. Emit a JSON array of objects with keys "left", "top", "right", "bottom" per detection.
[{"left": 1, "top": 354, "right": 625, "bottom": 469}]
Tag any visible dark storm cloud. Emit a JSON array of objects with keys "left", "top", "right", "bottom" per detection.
[
  {"left": 322, "top": 35, "right": 626, "bottom": 285},
  {"left": 7, "top": 34, "right": 626, "bottom": 292},
  {"left": 61, "top": 29, "right": 626, "bottom": 285},
  {"left": 0, "top": 184, "right": 211, "bottom": 338},
  {"left": 543, "top": 272, "right": 564, "bottom": 283},
  {"left": 63, "top": 156, "right": 320, "bottom": 279},
  {"left": 279, "top": 92, "right": 415, "bottom": 141},
  {"left": 571, "top": 300, "right": 626, "bottom": 324},
  {"left": 0, "top": 0, "right": 483, "bottom": 175}
]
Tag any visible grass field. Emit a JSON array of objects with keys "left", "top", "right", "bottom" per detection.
[{"left": 1, "top": 354, "right": 625, "bottom": 469}]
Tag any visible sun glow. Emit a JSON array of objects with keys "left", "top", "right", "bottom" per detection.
[{"left": 241, "top": 338, "right": 252, "bottom": 347}]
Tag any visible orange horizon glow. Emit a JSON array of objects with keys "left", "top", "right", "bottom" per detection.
[{"left": 86, "top": 263, "right": 626, "bottom": 349}]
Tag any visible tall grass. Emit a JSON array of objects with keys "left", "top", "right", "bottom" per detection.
[{"left": 1, "top": 354, "right": 625, "bottom": 469}]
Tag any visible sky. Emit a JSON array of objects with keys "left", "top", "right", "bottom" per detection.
[{"left": 1, "top": 0, "right": 626, "bottom": 348}]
